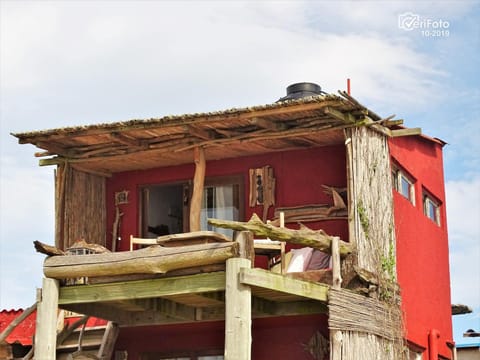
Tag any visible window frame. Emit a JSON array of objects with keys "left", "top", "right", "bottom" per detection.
[
  {"left": 392, "top": 166, "right": 416, "bottom": 205},
  {"left": 423, "top": 190, "right": 441, "bottom": 226},
  {"left": 201, "top": 175, "right": 244, "bottom": 236},
  {"left": 407, "top": 340, "right": 425, "bottom": 360},
  {"left": 138, "top": 175, "right": 244, "bottom": 238}
]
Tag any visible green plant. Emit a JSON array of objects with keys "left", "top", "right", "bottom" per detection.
[
  {"left": 357, "top": 199, "right": 370, "bottom": 239},
  {"left": 381, "top": 240, "right": 396, "bottom": 281}
]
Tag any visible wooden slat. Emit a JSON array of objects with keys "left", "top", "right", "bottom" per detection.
[
  {"left": 59, "top": 272, "right": 226, "bottom": 305},
  {"left": 324, "top": 107, "right": 356, "bottom": 123},
  {"left": 239, "top": 268, "right": 329, "bottom": 302},
  {"left": 391, "top": 128, "right": 422, "bottom": 137},
  {"left": 252, "top": 297, "right": 327, "bottom": 316}
]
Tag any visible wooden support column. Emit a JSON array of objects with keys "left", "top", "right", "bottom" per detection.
[
  {"left": 330, "top": 236, "right": 342, "bottom": 360},
  {"left": 190, "top": 146, "right": 206, "bottom": 232},
  {"left": 35, "top": 278, "right": 59, "bottom": 359},
  {"left": 331, "top": 236, "right": 342, "bottom": 290},
  {"left": 225, "top": 232, "right": 252, "bottom": 360}
]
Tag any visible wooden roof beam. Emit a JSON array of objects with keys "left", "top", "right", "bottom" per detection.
[
  {"left": 391, "top": 128, "right": 422, "bottom": 137},
  {"left": 14, "top": 100, "right": 343, "bottom": 144},
  {"left": 185, "top": 125, "right": 216, "bottom": 141},
  {"left": 110, "top": 132, "right": 142, "bottom": 147},
  {"left": 381, "top": 120, "right": 404, "bottom": 127},
  {"left": 248, "top": 117, "right": 287, "bottom": 131},
  {"left": 36, "top": 141, "right": 73, "bottom": 157},
  {"left": 324, "top": 107, "right": 356, "bottom": 124}
]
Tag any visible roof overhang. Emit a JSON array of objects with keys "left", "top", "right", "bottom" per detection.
[{"left": 12, "top": 92, "right": 414, "bottom": 176}]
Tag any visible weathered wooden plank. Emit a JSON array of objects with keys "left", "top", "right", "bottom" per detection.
[
  {"left": 186, "top": 125, "right": 215, "bottom": 140},
  {"left": 252, "top": 297, "right": 327, "bottom": 317},
  {"left": 124, "top": 305, "right": 225, "bottom": 327},
  {"left": 58, "top": 272, "right": 226, "bottom": 305},
  {"left": 35, "top": 278, "right": 59, "bottom": 360},
  {"left": 44, "top": 242, "right": 238, "bottom": 279},
  {"left": 324, "top": 106, "right": 356, "bottom": 123},
  {"left": 239, "top": 267, "right": 329, "bottom": 302},
  {"left": 97, "top": 322, "right": 119, "bottom": 360},
  {"left": 61, "top": 303, "right": 132, "bottom": 324},
  {"left": 87, "top": 263, "right": 226, "bottom": 284},
  {"left": 248, "top": 117, "right": 287, "bottom": 131},
  {"left": 391, "top": 127, "right": 422, "bottom": 137},
  {"left": 225, "top": 257, "right": 252, "bottom": 360}
]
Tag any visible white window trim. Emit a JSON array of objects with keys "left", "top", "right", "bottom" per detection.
[
  {"left": 424, "top": 194, "right": 441, "bottom": 226},
  {"left": 393, "top": 168, "right": 415, "bottom": 205}
]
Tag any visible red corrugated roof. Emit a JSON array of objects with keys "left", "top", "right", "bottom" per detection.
[
  {"left": 0, "top": 309, "right": 36, "bottom": 346},
  {"left": 0, "top": 309, "right": 108, "bottom": 347}
]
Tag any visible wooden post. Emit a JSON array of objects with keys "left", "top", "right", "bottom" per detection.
[
  {"left": 331, "top": 236, "right": 342, "bottom": 290},
  {"left": 330, "top": 236, "right": 342, "bottom": 360},
  {"left": 234, "top": 230, "right": 254, "bottom": 264},
  {"left": 35, "top": 278, "right": 59, "bottom": 359},
  {"left": 225, "top": 232, "right": 252, "bottom": 360},
  {"left": 190, "top": 146, "right": 206, "bottom": 232}
]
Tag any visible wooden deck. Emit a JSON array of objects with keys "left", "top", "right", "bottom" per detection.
[{"left": 58, "top": 268, "right": 329, "bottom": 327}]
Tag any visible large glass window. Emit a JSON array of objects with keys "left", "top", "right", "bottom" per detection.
[{"left": 139, "top": 176, "right": 243, "bottom": 238}]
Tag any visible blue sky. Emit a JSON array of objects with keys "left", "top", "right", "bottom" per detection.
[{"left": 1, "top": 0, "right": 479, "bottom": 346}]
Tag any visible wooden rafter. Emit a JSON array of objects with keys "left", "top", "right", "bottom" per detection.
[
  {"left": 109, "top": 132, "right": 142, "bottom": 147},
  {"left": 186, "top": 125, "right": 215, "bottom": 140},
  {"left": 324, "top": 107, "right": 357, "bottom": 124},
  {"left": 248, "top": 117, "right": 287, "bottom": 131}
]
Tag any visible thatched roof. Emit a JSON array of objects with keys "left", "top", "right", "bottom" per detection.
[{"left": 12, "top": 92, "right": 408, "bottom": 176}]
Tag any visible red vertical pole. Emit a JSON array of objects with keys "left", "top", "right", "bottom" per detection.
[
  {"left": 428, "top": 329, "right": 440, "bottom": 360},
  {"left": 347, "top": 78, "right": 351, "bottom": 95}
]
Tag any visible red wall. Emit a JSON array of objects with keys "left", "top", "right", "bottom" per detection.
[
  {"left": 106, "top": 145, "right": 348, "bottom": 253},
  {"left": 106, "top": 147, "right": 343, "bottom": 358},
  {"left": 116, "top": 315, "right": 329, "bottom": 360},
  {"left": 389, "top": 136, "right": 453, "bottom": 359},
  {"left": 106, "top": 138, "right": 453, "bottom": 358}
]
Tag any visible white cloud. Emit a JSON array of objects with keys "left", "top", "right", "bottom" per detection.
[
  {"left": 0, "top": 0, "right": 479, "bottom": 320},
  {"left": 0, "top": 155, "right": 54, "bottom": 309},
  {"left": 0, "top": 0, "right": 458, "bottom": 122},
  {"left": 446, "top": 178, "right": 480, "bottom": 307}
]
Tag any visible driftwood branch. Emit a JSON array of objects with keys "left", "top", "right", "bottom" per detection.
[
  {"left": 208, "top": 213, "right": 352, "bottom": 257},
  {"left": 34, "top": 240, "right": 65, "bottom": 256},
  {"left": 43, "top": 242, "right": 239, "bottom": 279}
]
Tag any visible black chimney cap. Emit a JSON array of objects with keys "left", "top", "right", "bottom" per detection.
[{"left": 277, "top": 82, "right": 326, "bottom": 102}]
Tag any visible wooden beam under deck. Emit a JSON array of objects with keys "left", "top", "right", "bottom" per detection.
[
  {"left": 58, "top": 272, "right": 227, "bottom": 305},
  {"left": 56, "top": 267, "right": 330, "bottom": 327},
  {"left": 240, "top": 268, "right": 329, "bottom": 302}
]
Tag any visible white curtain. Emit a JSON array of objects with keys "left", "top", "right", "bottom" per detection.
[{"left": 201, "top": 185, "right": 238, "bottom": 238}]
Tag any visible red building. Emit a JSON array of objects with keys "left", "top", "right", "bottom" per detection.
[{"left": 9, "top": 83, "right": 453, "bottom": 359}]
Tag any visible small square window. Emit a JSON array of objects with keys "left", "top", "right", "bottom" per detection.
[
  {"left": 424, "top": 194, "right": 441, "bottom": 225},
  {"left": 392, "top": 168, "right": 415, "bottom": 205}
]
